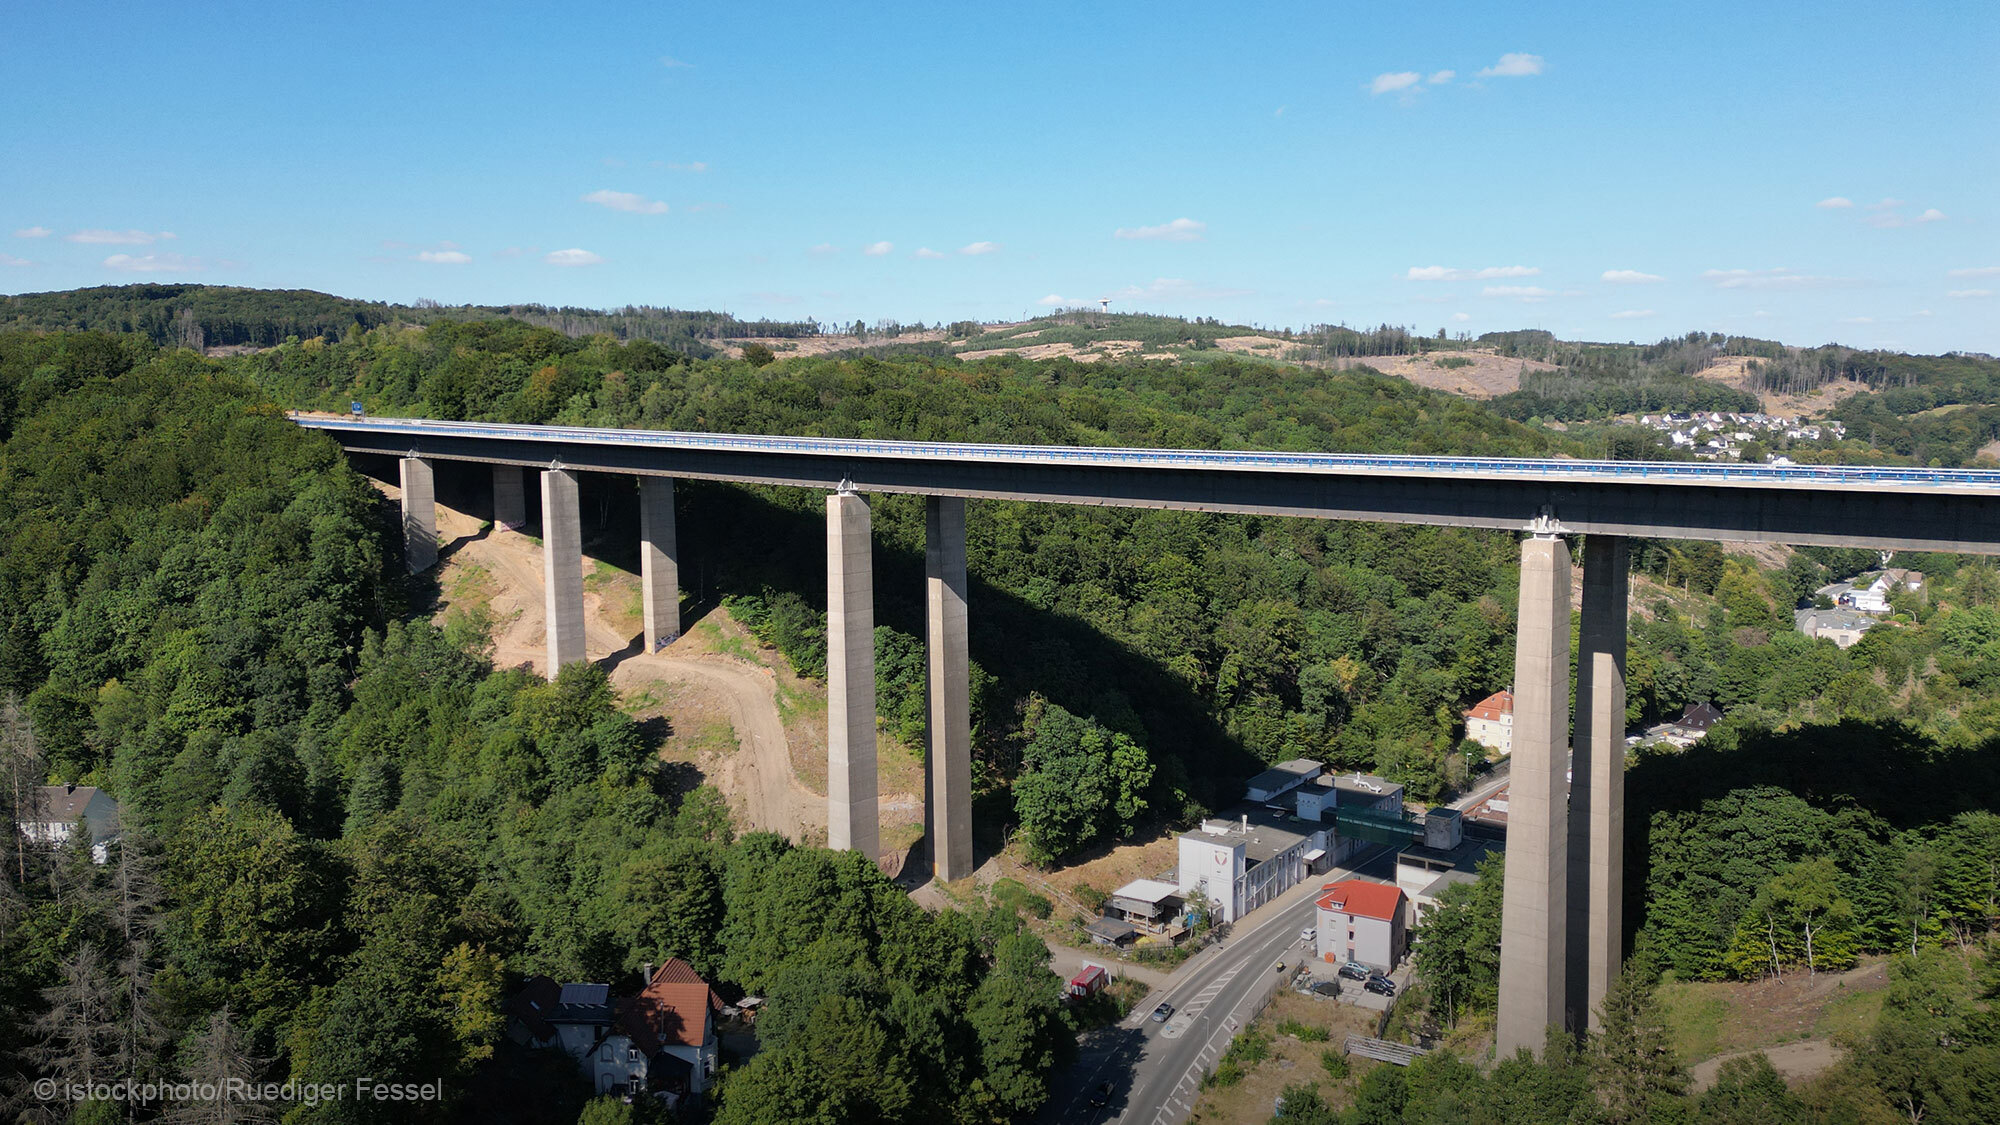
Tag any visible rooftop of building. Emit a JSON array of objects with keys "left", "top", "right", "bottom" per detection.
[
  {"left": 1419, "top": 869, "right": 1482, "bottom": 900},
  {"left": 1796, "top": 606, "right": 1877, "bottom": 630},
  {"left": 29, "top": 784, "right": 114, "bottom": 824},
  {"left": 1181, "top": 802, "right": 1321, "bottom": 865},
  {"left": 1244, "top": 758, "right": 1324, "bottom": 796},
  {"left": 1108, "top": 878, "right": 1182, "bottom": 906},
  {"left": 1330, "top": 771, "right": 1403, "bottom": 801},
  {"left": 1464, "top": 689, "right": 1513, "bottom": 721},
  {"left": 1315, "top": 879, "right": 1405, "bottom": 921},
  {"left": 1397, "top": 834, "right": 1501, "bottom": 873}
]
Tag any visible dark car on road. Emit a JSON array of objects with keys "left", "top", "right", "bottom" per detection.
[
  {"left": 1337, "top": 961, "right": 1370, "bottom": 981},
  {"left": 1150, "top": 1002, "right": 1174, "bottom": 1022},
  {"left": 1364, "top": 975, "right": 1397, "bottom": 996}
]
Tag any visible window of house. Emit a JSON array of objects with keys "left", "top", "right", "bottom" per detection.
[{"left": 628, "top": 1047, "right": 641, "bottom": 1062}]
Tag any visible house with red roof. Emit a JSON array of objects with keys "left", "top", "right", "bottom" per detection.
[
  {"left": 1314, "top": 880, "right": 1408, "bottom": 973},
  {"left": 1463, "top": 690, "right": 1514, "bottom": 756},
  {"left": 505, "top": 958, "right": 723, "bottom": 1106}
]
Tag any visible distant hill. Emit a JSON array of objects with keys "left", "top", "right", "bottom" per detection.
[{"left": 0, "top": 284, "right": 820, "bottom": 357}]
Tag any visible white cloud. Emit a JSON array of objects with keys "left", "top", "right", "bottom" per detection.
[
  {"left": 103, "top": 252, "right": 198, "bottom": 272},
  {"left": 959, "top": 241, "right": 999, "bottom": 255},
  {"left": 1428, "top": 70, "right": 1455, "bottom": 84},
  {"left": 1369, "top": 71, "right": 1423, "bottom": 96},
  {"left": 1109, "top": 277, "right": 1253, "bottom": 301},
  {"left": 69, "top": 229, "right": 175, "bottom": 245},
  {"left": 913, "top": 247, "right": 945, "bottom": 259},
  {"left": 582, "top": 189, "right": 668, "bottom": 215},
  {"left": 1948, "top": 266, "right": 2000, "bottom": 278},
  {"left": 544, "top": 248, "right": 603, "bottom": 267},
  {"left": 1948, "top": 289, "right": 1993, "bottom": 299},
  {"left": 416, "top": 250, "right": 471, "bottom": 264},
  {"left": 1451, "top": 312, "right": 1470, "bottom": 322},
  {"left": 659, "top": 55, "right": 692, "bottom": 68},
  {"left": 1036, "top": 294, "right": 1071, "bottom": 307},
  {"left": 1114, "top": 217, "right": 1206, "bottom": 242},
  {"left": 1, "top": 253, "right": 32, "bottom": 267},
  {"left": 12, "top": 226, "right": 50, "bottom": 238},
  {"left": 1274, "top": 105, "right": 1287, "bottom": 117},
  {"left": 666, "top": 161, "right": 708, "bottom": 173},
  {"left": 1408, "top": 265, "right": 1539, "bottom": 281},
  {"left": 1916, "top": 208, "right": 1946, "bottom": 224},
  {"left": 1703, "top": 268, "right": 1855, "bottom": 290},
  {"left": 1602, "top": 269, "right": 1665, "bottom": 284},
  {"left": 1482, "top": 285, "right": 1555, "bottom": 300},
  {"left": 863, "top": 241, "right": 893, "bottom": 256},
  {"left": 1477, "top": 52, "right": 1544, "bottom": 78},
  {"left": 1815, "top": 197, "right": 1854, "bottom": 209},
  {"left": 1609, "top": 309, "right": 1655, "bottom": 320}
]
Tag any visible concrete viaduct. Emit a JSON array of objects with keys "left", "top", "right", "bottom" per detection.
[{"left": 295, "top": 413, "right": 2000, "bottom": 1056}]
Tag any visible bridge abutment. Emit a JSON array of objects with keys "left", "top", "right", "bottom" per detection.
[
  {"left": 493, "top": 465, "right": 527, "bottom": 531},
  {"left": 639, "top": 476, "right": 680, "bottom": 651},
  {"left": 541, "top": 469, "right": 586, "bottom": 678},
  {"left": 399, "top": 457, "right": 438, "bottom": 573},
  {"left": 826, "top": 491, "right": 880, "bottom": 860},
  {"left": 1567, "top": 535, "right": 1628, "bottom": 1033},
  {"left": 925, "top": 496, "right": 973, "bottom": 882},
  {"left": 1497, "top": 531, "right": 1572, "bottom": 1058}
]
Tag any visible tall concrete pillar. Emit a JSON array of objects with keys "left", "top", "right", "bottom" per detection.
[
  {"left": 1497, "top": 530, "right": 1573, "bottom": 1058},
  {"left": 826, "top": 492, "right": 879, "bottom": 861},
  {"left": 1567, "top": 536, "right": 1628, "bottom": 1033},
  {"left": 639, "top": 477, "right": 680, "bottom": 652},
  {"left": 925, "top": 496, "right": 973, "bottom": 882},
  {"left": 399, "top": 457, "right": 438, "bottom": 573},
  {"left": 493, "top": 465, "right": 527, "bottom": 531},
  {"left": 541, "top": 469, "right": 585, "bottom": 679}
]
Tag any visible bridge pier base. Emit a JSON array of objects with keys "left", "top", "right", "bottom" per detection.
[
  {"left": 826, "top": 491, "right": 879, "bottom": 861},
  {"left": 1497, "top": 532, "right": 1572, "bottom": 1058},
  {"left": 639, "top": 477, "right": 680, "bottom": 651},
  {"left": 1568, "top": 535, "right": 1628, "bottom": 1033},
  {"left": 925, "top": 496, "right": 973, "bottom": 882},
  {"left": 400, "top": 457, "right": 438, "bottom": 573},
  {"left": 541, "top": 469, "right": 585, "bottom": 678},
  {"left": 493, "top": 466, "right": 526, "bottom": 531}
]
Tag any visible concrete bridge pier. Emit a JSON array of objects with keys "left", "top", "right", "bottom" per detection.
[
  {"left": 493, "top": 465, "right": 527, "bottom": 531},
  {"left": 639, "top": 476, "right": 680, "bottom": 651},
  {"left": 826, "top": 490, "right": 880, "bottom": 860},
  {"left": 925, "top": 496, "right": 973, "bottom": 882},
  {"left": 541, "top": 469, "right": 585, "bottom": 678},
  {"left": 1568, "top": 535, "right": 1629, "bottom": 1033},
  {"left": 399, "top": 456, "right": 438, "bottom": 573},
  {"left": 1497, "top": 527, "right": 1573, "bottom": 1058}
]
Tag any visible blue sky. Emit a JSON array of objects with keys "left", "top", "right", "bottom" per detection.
[{"left": 4, "top": 1, "right": 1996, "bottom": 352}]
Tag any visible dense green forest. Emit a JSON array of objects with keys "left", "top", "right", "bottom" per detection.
[
  {"left": 0, "top": 285, "right": 820, "bottom": 357},
  {"left": 0, "top": 330, "right": 1071, "bottom": 1123}
]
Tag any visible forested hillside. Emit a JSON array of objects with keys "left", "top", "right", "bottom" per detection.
[{"left": 0, "top": 330, "right": 1072, "bottom": 1123}]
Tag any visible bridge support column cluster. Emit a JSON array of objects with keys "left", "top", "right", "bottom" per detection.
[
  {"left": 541, "top": 469, "right": 585, "bottom": 678},
  {"left": 639, "top": 476, "right": 680, "bottom": 651},
  {"left": 400, "top": 457, "right": 438, "bottom": 573},
  {"left": 926, "top": 496, "right": 973, "bottom": 882},
  {"left": 1497, "top": 530, "right": 1630, "bottom": 1056},
  {"left": 493, "top": 466, "right": 527, "bottom": 531},
  {"left": 826, "top": 491, "right": 880, "bottom": 860}
]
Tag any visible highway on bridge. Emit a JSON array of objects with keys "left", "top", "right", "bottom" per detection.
[{"left": 294, "top": 414, "right": 2000, "bottom": 553}]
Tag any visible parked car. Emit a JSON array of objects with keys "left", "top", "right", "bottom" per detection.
[
  {"left": 1364, "top": 975, "right": 1397, "bottom": 996},
  {"left": 1300, "top": 927, "right": 1316, "bottom": 945},
  {"left": 1338, "top": 961, "right": 1370, "bottom": 981},
  {"left": 1150, "top": 1002, "right": 1174, "bottom": 1023},
  {"left": 1310, "top": 981, "right": 1341, "bottom": 997}
]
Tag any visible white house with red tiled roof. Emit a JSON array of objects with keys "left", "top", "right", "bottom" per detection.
[
  {"left": 1314, "top": 880, "right": 1407, "bottom": 973},
  {"left": 1463, "top": 690, "right": 1513, "bottom": 757},
  {"left": 505, "top": 959, "right": 722, "bottom": 1106}
]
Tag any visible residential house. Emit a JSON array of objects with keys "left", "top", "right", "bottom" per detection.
[
  {"left": 1313, "top": 880, "right": 1408, "bottom": 973},
  {"left": 20, "top": 784, "right": 120, "bottom": 864},
  {"left": 1462, "top": 690, "right": 1514, "bottom": 756},
  {"left": 1795, "top": 606, "right": 1877, "bottom": 648},
  {"left": 506, "top": 959, "right": 722, "bottom": 1105}
]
